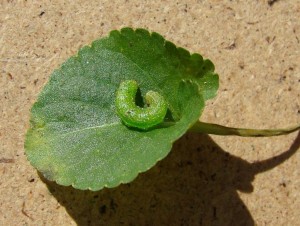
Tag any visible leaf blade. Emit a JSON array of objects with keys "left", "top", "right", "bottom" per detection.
[{"left": 25, "top": 28, "right": 218, "bottom": 190}]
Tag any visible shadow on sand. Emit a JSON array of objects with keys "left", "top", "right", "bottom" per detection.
[{"left": 40, "top": 131, "right": 300, "bottom": 226}]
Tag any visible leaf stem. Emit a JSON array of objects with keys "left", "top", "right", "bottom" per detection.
[{"left": 189, "top": 121, "right": 300, "bottom": 137}]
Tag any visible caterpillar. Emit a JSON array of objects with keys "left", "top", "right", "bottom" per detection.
[{"left": 115, "top": 80, "right": 168, "bottom": 130}]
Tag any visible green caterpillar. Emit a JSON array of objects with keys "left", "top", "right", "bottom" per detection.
[{"left": 115, "top": 80, "right": 168, "bottom": 130}]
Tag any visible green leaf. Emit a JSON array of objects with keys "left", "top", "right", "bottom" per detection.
[{"left": 25, "top": 28, "right": 219, "bottom": 191}]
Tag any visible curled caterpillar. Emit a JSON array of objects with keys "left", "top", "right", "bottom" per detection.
[{"left": 115, "top": 80, "right": 168, "bottom": 130}]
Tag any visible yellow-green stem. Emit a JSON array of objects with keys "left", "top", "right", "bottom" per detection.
[{"left": 189, "top": 121, "right": 300, "bottom": 137}]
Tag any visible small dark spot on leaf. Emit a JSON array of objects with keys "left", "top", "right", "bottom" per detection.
[
  {"left": 101, "top": 22, "right": 104, "bottom": 26},
  {"left": 39, "top": 11, "right": 45, "bottom": 17},
  {"left": 20, "top": 86, "right": 26, "bottom": 89},
  {"left": 34, "top": 79, "right": 39, "bottom": 85}
]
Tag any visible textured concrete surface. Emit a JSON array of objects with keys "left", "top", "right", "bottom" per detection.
[{"left": 1, "top": 0, "right": 299, "bottom": 225}]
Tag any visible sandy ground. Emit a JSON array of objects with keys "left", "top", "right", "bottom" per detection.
[{"left": 1, "top": 0, "right": 300, "bottom": 225}]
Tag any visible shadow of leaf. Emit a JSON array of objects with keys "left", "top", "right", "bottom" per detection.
[{"left": 40, "top": 131, "right": 300, "bottom": 226}]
